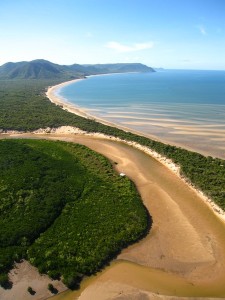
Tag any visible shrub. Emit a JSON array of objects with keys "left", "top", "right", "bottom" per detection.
[{"left": 27, "top": 286, "right": 35, "bottom": 295}]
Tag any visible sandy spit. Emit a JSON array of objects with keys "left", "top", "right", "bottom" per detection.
[
  {"left": 6, "top": 123, "right": 224, "bottom": 223},
  {"left": 0, "top": 78, "right": 225, "bottom": 299},
  {"left": 45, "top": 81, "right": 225, "bottom": 222},
  {"left": 2, "top": 124, "right": 224, "bottom": 224},
  {"left": 1, "top": 131, "right": 225, "bottom": 300}
]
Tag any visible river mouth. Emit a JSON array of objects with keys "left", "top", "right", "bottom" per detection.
[
  {"left": 50, "top": 259, "right": 225, "bottom": 299},
  {"left": 39, "top": 134, "right": 225, "bottom": 299},
  {"left": 2, "top": 133, "right": 225, "bottom": 299}
]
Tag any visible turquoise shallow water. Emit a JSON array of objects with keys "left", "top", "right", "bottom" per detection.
[{"left": 57, "top": 70, "right": 225, "bottom": 159}]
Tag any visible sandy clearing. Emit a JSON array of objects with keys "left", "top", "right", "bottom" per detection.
[{"left": 0, "top": 260, "right": 67, "bottom": 300}]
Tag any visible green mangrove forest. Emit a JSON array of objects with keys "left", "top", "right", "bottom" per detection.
[
  {"left": 0, "top": 139, "right": 149, "bottom": 288},
  {"left": 0, "top": 79, "right": 224, "bottom": 206},
  {"left": 0, "top": 79, "right": 224, "bottom": 288}
]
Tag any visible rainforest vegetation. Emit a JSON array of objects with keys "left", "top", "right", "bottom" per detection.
[
  {"left": 0, "top": 139, "right": 149, "bottom": 288},
  {"left": 0, "top": 59, "right": 154, "bottom": 80},
  {"left": 0, "top": 79, "right": 224, "bottom": 290},
  {"left": 0, "top": 79, "right": 224, "bottom": 209}
]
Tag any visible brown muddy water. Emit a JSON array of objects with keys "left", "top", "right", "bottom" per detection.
[{"left": 2, "top": 134, "right": 225, "bottom": 299}]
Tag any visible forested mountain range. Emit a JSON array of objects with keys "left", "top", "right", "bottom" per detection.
[{"left": 0, "top": 59, "right": 155, "bottom": 80}]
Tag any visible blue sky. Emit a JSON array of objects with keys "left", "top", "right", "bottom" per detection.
[{"left": 0, "top": 0, "right": 225, "bottom": 69}]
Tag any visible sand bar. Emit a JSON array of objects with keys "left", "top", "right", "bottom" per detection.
[
  {"left": 46, "top": 79, "right": 225, "bottom": 159},
  {"left": 1, "top": 133, "right": 225, "bottom": 299},
  {"left": 1, "top": 78, "right": 225, "bottom": 299},
  {"left": 48, "top": 135, "right": 225, "bottom": 299}
]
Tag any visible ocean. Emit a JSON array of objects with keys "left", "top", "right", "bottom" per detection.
[{"left": 57, "top": 70, "right": 225, "bottom": 159}]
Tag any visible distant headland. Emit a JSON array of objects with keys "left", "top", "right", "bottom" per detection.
[{"left": 0, "top": 59, "right": 155, "bottom": 80}]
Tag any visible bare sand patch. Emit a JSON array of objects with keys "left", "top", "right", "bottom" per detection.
[{"left": 0, "top": 260, "right": 67, "bottom": 300}]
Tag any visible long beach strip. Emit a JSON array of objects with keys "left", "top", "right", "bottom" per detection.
[{"left": 2, "top": 79, "right": 225, "bottom": 300}]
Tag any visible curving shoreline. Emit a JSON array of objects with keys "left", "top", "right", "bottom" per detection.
[
  {"left": 46, "top": 76, "right": 225, "bottom": 160},
  {"left": 1, "top": 133, "right": 225, "bottom": 300},
  {"left": 4, "top": 123, "right": 225, "bottom": 222},
  {"left": 1, "top": 78, "right": 225, "bottom": 299},
  {"left": 45, "top": 81, "right": 225, "bottom": 298},
  {"left": 46, "top": 78, "right": 146, "bottom": 134},
  {"left": 46, "top": 78, "right": 183, "bottom": 147},
  {"left": 46, "top": 79, "right": 225, "bottom": 222},
  {"left": 46, "top": 78, "right": 96, "bottom": 119}
]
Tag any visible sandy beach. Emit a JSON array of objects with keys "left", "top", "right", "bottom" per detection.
[
  {"left": 46, "top": 79, "right": 92, "bottom": 119},
  {"left": 1, "top": 132, "right": 225, "bottom": 300},
  {"left": 1, "top": 80, "right": 225, "bottom": 300},
  {"left": 41, "top": 78, "right": 225, "bottom": 221},
  {"left": 45, "top": 80, "right": 178, "bottom": 145},
  {"left": 46, "top": 78, "right": 225, "bottom": 159}
]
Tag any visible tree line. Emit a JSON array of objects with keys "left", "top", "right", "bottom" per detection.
[{"left": 0, "top": 79, "right": 224, "bottom": 209}]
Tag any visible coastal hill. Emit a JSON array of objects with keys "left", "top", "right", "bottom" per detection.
[{"left": 0, "top": 59, "right": 155, "bottom": 80}]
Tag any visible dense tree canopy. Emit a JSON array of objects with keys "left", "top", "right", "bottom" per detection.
[
  {"left": 0, "top": 79, "right": 224, "bottom": 288},
  {"left": 0, "top": 139, "right": 149, "bottom": 288},
  {"left": 0, "top": 79, "right": 224, "bottom": 209}
]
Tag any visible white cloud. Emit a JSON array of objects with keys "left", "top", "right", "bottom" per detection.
[
  {"left": 105, "top": 41, "right": 154, "bottom": 52},
  {"left": 197, "top": 25, "right": 207, "bottom": 35}
]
